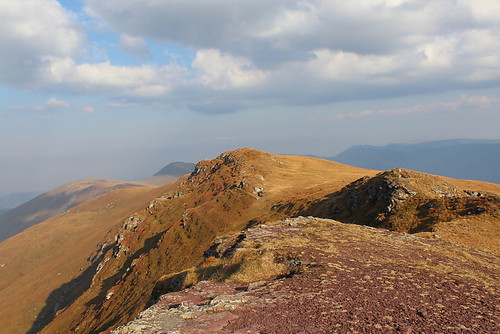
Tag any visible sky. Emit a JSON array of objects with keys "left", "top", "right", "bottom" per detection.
[{"left": 0, "top": 0, "right": 499, "bottom": 195}]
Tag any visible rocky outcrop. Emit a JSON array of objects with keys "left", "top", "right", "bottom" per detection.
[
  {"left": 301, "top": 168, "right": 500, "bottom": 233},
  {"left": 112, "top": 217, "right": 500, "bottom": 333}
]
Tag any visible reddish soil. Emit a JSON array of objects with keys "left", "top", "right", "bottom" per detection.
[{"left": 113, "top": 217, "right": 499, "bottom": 333}]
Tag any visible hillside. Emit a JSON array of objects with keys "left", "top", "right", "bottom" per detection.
[
  {"left": 328, "top": 139, "right": 500, "bottom": 184},
  {"left": 0, "top": 184, "right": 173, "bottom": 334},
  {"left": 300, "top": 168, "right": 500, "bottom": 253},
  {"left": 0, "top": 179, "right": 147, "bottom": 242},
  {"left": 0, "top": 148, "right": 498, "bottom": 333},
  {"left": 34, "top": 149, "right": 377, "bottom": 334}
]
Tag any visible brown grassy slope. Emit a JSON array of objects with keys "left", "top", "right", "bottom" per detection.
[
  {"left": 39, "top": 149, "right": 377, "bottom": 334},
  {"left": 0, "top": 178, "right": 149, "bottom": 242},
  {"left": 0, "top": 184, "right": 172, "bottom": 334}
]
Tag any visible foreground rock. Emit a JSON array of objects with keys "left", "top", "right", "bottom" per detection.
[{"left": 113, "top": 217, "right": 499, "bottom": 333}]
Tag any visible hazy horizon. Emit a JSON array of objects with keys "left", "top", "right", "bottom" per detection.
[{"left": 1, "top": 0, "right": 499, "bottom": 195}]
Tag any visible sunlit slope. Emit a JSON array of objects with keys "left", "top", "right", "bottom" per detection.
[
  {"left": 0, "top": 184, "right": 172, "bottom": 334},
  {"left": 0, "top": 178, "right": 148, "bottom": 242},
  {"left": 40, "top": 149, "right": 377, "bottom": 334}
]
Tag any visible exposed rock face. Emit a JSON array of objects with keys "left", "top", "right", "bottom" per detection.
[
  {"left": 299, "top": 168, "right": 500, "bottom": 233},
  {"left": 112, "top": 217, "right": 500, "bottom": 333}
]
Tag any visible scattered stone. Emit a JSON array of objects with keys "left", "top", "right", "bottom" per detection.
[{"left": 113, "top": 217, "right": 499, "bottom": 334}]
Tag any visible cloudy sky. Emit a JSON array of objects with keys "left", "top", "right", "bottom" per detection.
[{"left": 1, "top": 0, "right": 499, "bottom": 195}]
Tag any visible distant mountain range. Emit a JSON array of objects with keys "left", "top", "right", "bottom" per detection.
[
  {"left": 0, "top": 192, "right": 40, "bottom": 214},
  {"left": 320, "top": 139, "right": 500, "bottom": 184}
]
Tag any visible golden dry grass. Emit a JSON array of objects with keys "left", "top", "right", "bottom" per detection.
[
  {"left": 0, "top": 183, "right": 172, "bottom": 334},
  {"left": 417, "top": 216, "right": 500, "bottom": 254}
]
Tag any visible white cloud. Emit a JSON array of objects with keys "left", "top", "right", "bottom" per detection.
[
  {"left": 8, "top": 97, "right": 70, "bottom": 111},
  {"left": 119, "top": 34, "right": 152, "bottom": 59},
  {"left": 0, "top": 0, "right": 84, "bottom": 87},
  {"left": 2, "top": 0, "right": 500, "bottom": 114},
  {"left": 45, "top": 97, "right": 70, "bottom": 108},
  {"left": 465, "top": 0, "right": 500, "bottom": 24},
  {"left": 459, "top": 94, "right": 498, "bottom": 107},
  {"left": 192, "top": 49, "right": 265, "bottom": 89},
  {"left": 82, "top": 105, "right": 95, "bottom": 114},
  {"left": 333, "top": 95, "right": 497, "bottom": 120},
  {"left": 76, "top": 0, "right": 500, "bottom": 112},
  {"left": 43, "top": 57, "right": 187, "bottom": 97},
  {"left": 308, "top": 50, "right": 399, "bottom": 83}
]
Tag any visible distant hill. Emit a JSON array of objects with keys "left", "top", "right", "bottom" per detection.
[
  {"left": 0, "top": 192, "right": 40, "bottom": 214},
  {"left": 0, "top": 161, "right": 194, "bottom": 242},
  {"left": 143, "top": 161, "right": 195, "bottom": 186},
  {"left": 0, "top": 183, "right": 171, "bottom": 334},
  {"left": 0, "top": 179, "right": 147, "bottom": 243},
  {"left": 154, "top": 161, "right": 195, "bottom": 177},
  {"left": 325, "top": 139, "right": 500, "bottom": 184}
]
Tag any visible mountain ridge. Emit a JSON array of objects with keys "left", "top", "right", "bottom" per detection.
[
  {"left": 0, "top": 148, "right": 498, "bottom": 333},
  {"left": 0, "top": 159, "right": 195, "bottom": 242},
  {"left": 35, "top": 149, "right": 378, "bottom": 334}
]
